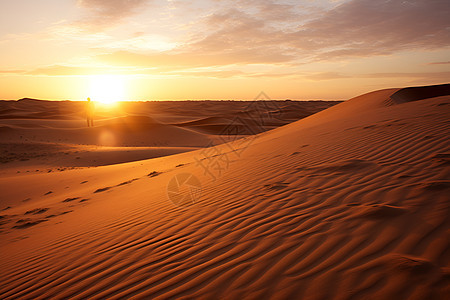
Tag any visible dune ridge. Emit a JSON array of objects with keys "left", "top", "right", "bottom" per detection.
[{"left": 0, "top": 86, "right": 449, "bottom": 299}]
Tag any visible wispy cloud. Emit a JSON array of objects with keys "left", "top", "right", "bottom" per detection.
[
  {"left": 96, "top": 49, "right": 295, "bottom": 71},
  {"left": 363, "top": 71, "right": 450, "bottom": 80},
  {"left": 25, "top": 65, "right": 109, "bottom": 76},
  {"left": 295, "top": 0, "right": 450, "bottom": 60},
  {"left": 3, "top": 0, "right": 450, "bottom": 81},
  {"left": 167, "top": 70, "right": 245, "bottom": 78},
  {"left": 305, "top": 71, "right": 450, "bottom": 81},
  {"left": 89, "top": 0, "right": 450, "bottom": 70},
  {"left": 75, "top": 0, "right": 154, "bottom": 31},
  {"left": 23, "top": 64, "right": 159, "bottom": 76},
  {"left": 0, "top": 70, "right": 25, "bottom": 74},
  {"left": 305, "top": 72, "right": 351, "bottom": 81},
  {"left": 428, "top": 61, "right": 450, "bottom": 65}
]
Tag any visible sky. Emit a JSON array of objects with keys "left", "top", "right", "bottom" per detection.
[{"left": 0, "top": 0, "right": 449, "bottom": 101}]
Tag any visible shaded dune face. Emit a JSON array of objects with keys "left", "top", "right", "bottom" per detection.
[
  {"left": 390, "top": 83, "right": 450, "bottom": 104},
  {"left": 0, "top": 85, "right": 449, "bottom": 299}
]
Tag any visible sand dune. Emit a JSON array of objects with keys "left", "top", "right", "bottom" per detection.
[
  {"left": 0, "top": 99, "right": 338, "bottom": 175},
  {"left": 0, "top": 86, "right": 449, "bottom": 299}
]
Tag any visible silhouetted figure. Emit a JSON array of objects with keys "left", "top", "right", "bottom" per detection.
[{"left": 86, "top": 97, "right": 94, "bottom": 127}]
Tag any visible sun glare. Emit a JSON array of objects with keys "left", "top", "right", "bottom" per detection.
[{"left": 88, "top": 75, "right": 127, "bottom": 105}]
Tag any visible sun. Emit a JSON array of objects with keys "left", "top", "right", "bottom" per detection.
[{"left": 88, "top": 75, "right": 126, "bottom": 105}]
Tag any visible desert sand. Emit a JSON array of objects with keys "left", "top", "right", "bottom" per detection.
[{"left": 0, "top": 84, "right": 449, "bottom": 299}]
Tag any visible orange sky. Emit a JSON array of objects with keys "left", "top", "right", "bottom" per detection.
[{"left": 0, "top": 0, "right": 449, "bottom": 100}]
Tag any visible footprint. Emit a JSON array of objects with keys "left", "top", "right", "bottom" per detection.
[
  {"left": 62, "top": 197, "right": 80, "bottom": 203},
  {"left": 354, "top": 204, "right": 407, "bottom": 219},
  {"left": 421, "top": 181, "right": 450, "bottom": 191},
  {"left": 117, "top": 178, "right": 139, "bottom": 186},
  {"left": 94, "top": 187, "right": 112, "bottom": 193},
  {"left": 397, "top": 174, "right": 413, "bottom": 179},
  {"left": 13, "top": 219, "right": 48, "bottom": 229},
  {"left": 264, "top": 182, "right": 289, "bottom": 190},
  {"left": 25, "top": 208, "right": 49, "bottom": 215},
  {"left": 363, "top": 125, "right": 376, "bottom": 129},
  {"left": 385, "top": 254, "right": 435, "bottom": 275},
  {"left": 0, "top": 215, "right": 14, "bottom": 226},
  {"left": 46, "top": 210, "right": 74, "bottom": 219},
  {"left": 44, "top": 191, "right": 53, "bottom": 196},
  {"left": 312, "top": 159, "right": 377, "bottom": 173},
  {"left": 148, "top": 171, "right": 162, "bottom": 177}
]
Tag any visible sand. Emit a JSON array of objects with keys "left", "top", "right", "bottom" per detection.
[{"left": 0, "top": 84, "right": 449, "bottom": 299}]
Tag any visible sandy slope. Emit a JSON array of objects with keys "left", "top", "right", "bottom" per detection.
[{"left": 0, "top": 85, "right": 449, "bottom": 299}]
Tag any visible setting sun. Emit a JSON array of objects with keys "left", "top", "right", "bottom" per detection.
[{"left": 88, "top": 75, "right": 127, "bottom": 104}]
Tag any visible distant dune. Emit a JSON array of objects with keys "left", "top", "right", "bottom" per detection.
[
  {"left": 0, "top": 99, "right": 338, "bottom": 173},
  {"left": 0, "top": 86, "right": 449, "bottom": 299}
]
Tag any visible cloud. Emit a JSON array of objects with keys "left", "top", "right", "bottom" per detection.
[
  {"left": 168, "top": 70, "right": 245, "bottom": 78},
  {"left": 49, "top": 0, "right": 449, "bottom": 74},
  {"left": 17, "top": 64, "right": 276, "bottom": 79},
  {"left": 171, "top": 70, "right": 299, "bottom": 79},
  {"left": 247, "top": 72, "right": 299, "bottom": 78},
  {"left": 428, "top": 61, "right": 450, "bottom": 65},
  {"left": 8, "top": 0, "right": 450, "bottom": 80},
  {"left": 23, "top": 65, "right": 144, "bottom": 76},
  {"left": 96, "top": 49, "right": 294, "bottom": 71},
  {"left": 305, "top": 72, "right": 350, "bottom": 80},
  {"left": 75, "top": 0, "right": 153, "bottom": 30},
  {"left": 234, "top": 0, "right": 302, "bottom": 22},
  {"left": 8, "top": 63, "right": 450, "bottom": 85},
  {"left": 0, "top": 70, "right": 25, "bottom": 74},
  {"left": 13, "top": 62, "right": 296, "bottom": 79},
  {"left": 363, "top": 71, "right": 450, "bottom": 80},
  {"left": 183, "top": 0, "right": 450, "bottom": 64},
  {"left": 364, "top": 71, "right": 450, "bottom": 85},
  {"left": 26, "top": 65, "right": 102, "bottom": 76},
  {"left": 292, "top": 0, "right": 450, "bottom": 59},
  {"left": 188, "top": 8, "right": 278, "bottom": 52},
  {"left": 304, "top": 71, "right": 450, "bottom": 81}
]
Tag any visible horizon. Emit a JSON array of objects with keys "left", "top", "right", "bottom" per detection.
[
  {"left": 3, "top": 97, "right": 345, "bottom": 102},
  {"left": 1, "top": 0, "right": 449, "bottom": 101}
]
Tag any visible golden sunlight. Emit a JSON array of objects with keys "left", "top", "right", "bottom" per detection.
[{"left": 88, "top": 75, "right": 127, "bottom": 104}]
